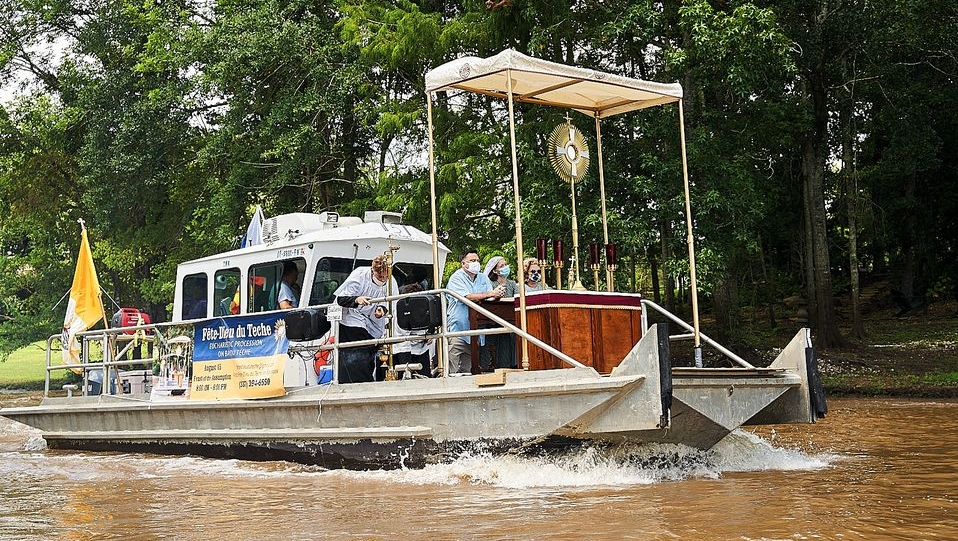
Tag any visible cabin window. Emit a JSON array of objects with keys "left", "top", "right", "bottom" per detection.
[
  {"left": 249, "top": 258, "right": 305, "bottom": 312},
  {"left": 307, "top": 258, "right": 434, "bottom": 306},
  {"left": 181, "top": 273, "right": 208, "bottom": 320},
  {"left": 214, "top": 268, "right": 241, "bottom": 316}
]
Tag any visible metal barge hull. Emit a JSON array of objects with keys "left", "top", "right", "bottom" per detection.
[{"left": 0, "top": 328, "right": 822, "bottom": 469}]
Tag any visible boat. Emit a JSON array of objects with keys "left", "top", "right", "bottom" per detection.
[{"left": 0, "top": 50, "right": 826, "bottom": 469}]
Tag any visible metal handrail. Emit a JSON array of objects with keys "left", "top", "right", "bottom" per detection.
[
  {"left": 639, "top": 298, "right": 754, "bottom": 369},
  {"left": 44, "top": 288, "right": 593, "bottom": 396},
  {"left": 310, "top": 289, "right": 588, "bottom": 374}
]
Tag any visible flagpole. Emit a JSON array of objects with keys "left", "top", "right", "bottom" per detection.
[
  {"left": 78, "top": 219, "right": 115, "bottom": 393},
  {"left": 61, "top": 218, "right": 111, "bottom": 390},
  {"left": 76, "top": 220, "right": 111, "bottom": 331}
]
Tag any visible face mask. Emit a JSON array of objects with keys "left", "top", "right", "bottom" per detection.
[
  {"left": 466, "top": 261, "right": 481, "bottom": 275},
  {"left": 498, "top": 266, "right": 511, "bottom": 278},
  {"left": 529, "top": 270, "right": 541, "bottom": 283}
]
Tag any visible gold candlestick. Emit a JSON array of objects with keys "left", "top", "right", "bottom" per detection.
[
  {"left": 592, "top": 264, "right": 601, "bottom": 291},
  {"left": 607, "top": 264, "right": 617, "bottom": 292},
  {"left": 553, "top": 260, "right": 564, "bottom": 290}
]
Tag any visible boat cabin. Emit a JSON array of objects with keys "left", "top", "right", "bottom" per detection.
[{"left": 172, "top": 211, "right": 448, "bottom": 322}]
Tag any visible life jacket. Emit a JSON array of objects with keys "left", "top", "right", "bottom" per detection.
[{"left": 314, "top": 334, "right": 335, "bottom": 375}]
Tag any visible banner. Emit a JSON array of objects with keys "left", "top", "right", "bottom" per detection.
[
  {"left": 61, "top": 226, "right": 105, "bottom": 373},
  {"left": 190, "top": 313, "right": 289, "bottom": 400}
]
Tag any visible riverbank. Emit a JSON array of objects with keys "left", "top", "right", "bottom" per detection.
[{"left": 816, "top": 300, "right": 958, "bottom": 398}]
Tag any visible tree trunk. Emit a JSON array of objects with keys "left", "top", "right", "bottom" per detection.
[
  {"left": 712, "top": 274, "right": 738, "bottom": 346},
  {"left": 661, "top": 221, "right": 675, "bottom": 312},
  {"left": 901, "top": 171, "right": 917, "bottom": 300},
  {"left": 756, "top": 232, "right": 776, "bottom": 328},
  {"left": 802, "top": 171, "right": 816, "bottom": 329},
  {"left": 648, "top": 246, "right": 661, "bottom": 304},
  {"left": 842, "top": 92, "right": 865, "bottom": 340},
  {"left": 802, "top": 67, "right": 846, "bottom": 348}
]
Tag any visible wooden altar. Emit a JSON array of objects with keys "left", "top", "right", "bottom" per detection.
[{"left": 468, "top": 290, "right": 643, "bottom": 374}]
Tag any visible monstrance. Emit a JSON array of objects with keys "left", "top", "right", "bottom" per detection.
[{"left": 547, "top": 117, "right": 590, "bottom": 290}]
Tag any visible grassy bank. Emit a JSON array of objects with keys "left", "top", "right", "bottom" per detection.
[
  {"left": 0, "top": 341, "right": 63, "bottom": 391},
  {"left": 816, "top": 300, "right": 958, "bottom": 398}
]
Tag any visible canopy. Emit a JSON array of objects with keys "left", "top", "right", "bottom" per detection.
[
  {"left": 424, "top": 49, "right": 702, "bottom": 370},
  {"left": 424, "top": 49, "right": 683, "bottom": 119}
]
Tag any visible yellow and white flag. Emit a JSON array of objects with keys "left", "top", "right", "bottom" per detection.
[{"left": 61, "top": 225, "right": 105, "bottom": 372}]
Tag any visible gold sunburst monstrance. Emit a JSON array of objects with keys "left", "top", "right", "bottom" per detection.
[{"left": 547, "top": 119, "right": 589, "bottom": 290}]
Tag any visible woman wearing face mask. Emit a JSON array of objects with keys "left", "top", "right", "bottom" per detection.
[
  {"left": 333, "top": 254, "right": 399, "bottom": 383},
  {"left": 522, "top": 258, "right": 548, "bottom": 292},
  {"left": 480, "top": 255, "right": 519, "bottom": 369},
  {"left": 483, "top": 255, "right": 518, "bottom": 297}
]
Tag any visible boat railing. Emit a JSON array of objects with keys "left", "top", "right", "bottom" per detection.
[
  {"left": 296, "top": 289, "right": 588, "bottom": 378},
  {"left": 43, "top": 318, "right": 198, "bottom": 398},
  {"left": 43, "top": 288, "right": 594, "bottom": 397},
  {"left": 639, "top": 298, "right": 755, "bottom": 369}
]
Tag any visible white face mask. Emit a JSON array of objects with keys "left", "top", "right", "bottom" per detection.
[{"left": 466, "top": 261, "right": 481, "bottom": 275}]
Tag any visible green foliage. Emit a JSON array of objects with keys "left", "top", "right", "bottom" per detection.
[{"left": 0, "top": 0, "right": 956, "bottom": 360}]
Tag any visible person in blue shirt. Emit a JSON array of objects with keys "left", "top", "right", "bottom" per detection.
[
  {"left": 445, "top": 249, "right": 505, "bottom": 374},
  {"left": 277, "top": 261, "right": 300, "bottom": 309}
]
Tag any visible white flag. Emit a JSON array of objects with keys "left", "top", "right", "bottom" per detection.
[{"left": 241, "top": 205, "right": 264, "bottom": 248}]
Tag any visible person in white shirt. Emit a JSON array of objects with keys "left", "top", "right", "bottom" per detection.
[
  {"left": 333, "top": 255, "right": 399, "bottom": 383},
  {"left": 522, "top": 257, "right": 548, "bottom": 292}
]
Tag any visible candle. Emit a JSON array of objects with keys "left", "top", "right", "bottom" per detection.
[
  {"left": 589, "top": 242, "right": 600, "bottom": 267},
  {"left": 552, "top": 239, "right": 564, "bottom": 263},
  {"left": 536, "top": 238, "right": 547, "bottom": 261},
  {"left": 605, "top": 243, "right": 617, "bottom": 266}
]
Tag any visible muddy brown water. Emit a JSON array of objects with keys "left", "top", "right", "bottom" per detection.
[{"left": 1, "top": 395, "right": 956, "bottom": 540}]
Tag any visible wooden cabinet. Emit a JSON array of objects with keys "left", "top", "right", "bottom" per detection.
[
  {"left": 469, "top": 290, "right": 643, "bottom": 374},
  {"left": 521, "top": 291, "right": 643, "bottom": 374}
]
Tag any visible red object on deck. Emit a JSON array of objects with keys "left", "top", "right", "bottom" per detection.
[{"left": 111, "top": 308, "right": 152, "bottom": 335}]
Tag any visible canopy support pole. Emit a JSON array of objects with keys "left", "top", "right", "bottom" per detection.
[
  {"left": 426, "top": 93, "right": 447, "bottom": 376},
  {"left": 678, "top": 99, "right": 702, "bottom": 366},
  {"left": 595, "top": 114, "right": 611, "bottom": 291},
  {"left": 507, "top": 71, "right": 531, "bottom": 370}
]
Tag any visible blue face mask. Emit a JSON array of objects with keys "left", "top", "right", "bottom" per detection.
[{"left": 498, "top": 265, "right": 511, "bottom": 278}]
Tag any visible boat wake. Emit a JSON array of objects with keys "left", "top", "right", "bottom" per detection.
[
  {"left": 348, "top": 429, "right": 834, "bottom": 488},
  {"left": 0, "top": 410, "right": 833, "bottom": 488}
]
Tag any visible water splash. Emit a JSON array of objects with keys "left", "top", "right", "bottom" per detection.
[{"left": 349, "top": 429, "right": 834, "bottom": 488}]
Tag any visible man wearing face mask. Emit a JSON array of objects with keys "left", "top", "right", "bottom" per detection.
[
  {"left": 445, "top": 249, "right": 505, "bottom": 374},
  {"left": 333, "top": 255, "right": 398, "bottom": 383}
]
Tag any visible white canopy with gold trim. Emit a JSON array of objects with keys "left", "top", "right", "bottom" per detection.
[{"left": 424, "top": 49, "right": 683, "bottom": 118}]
